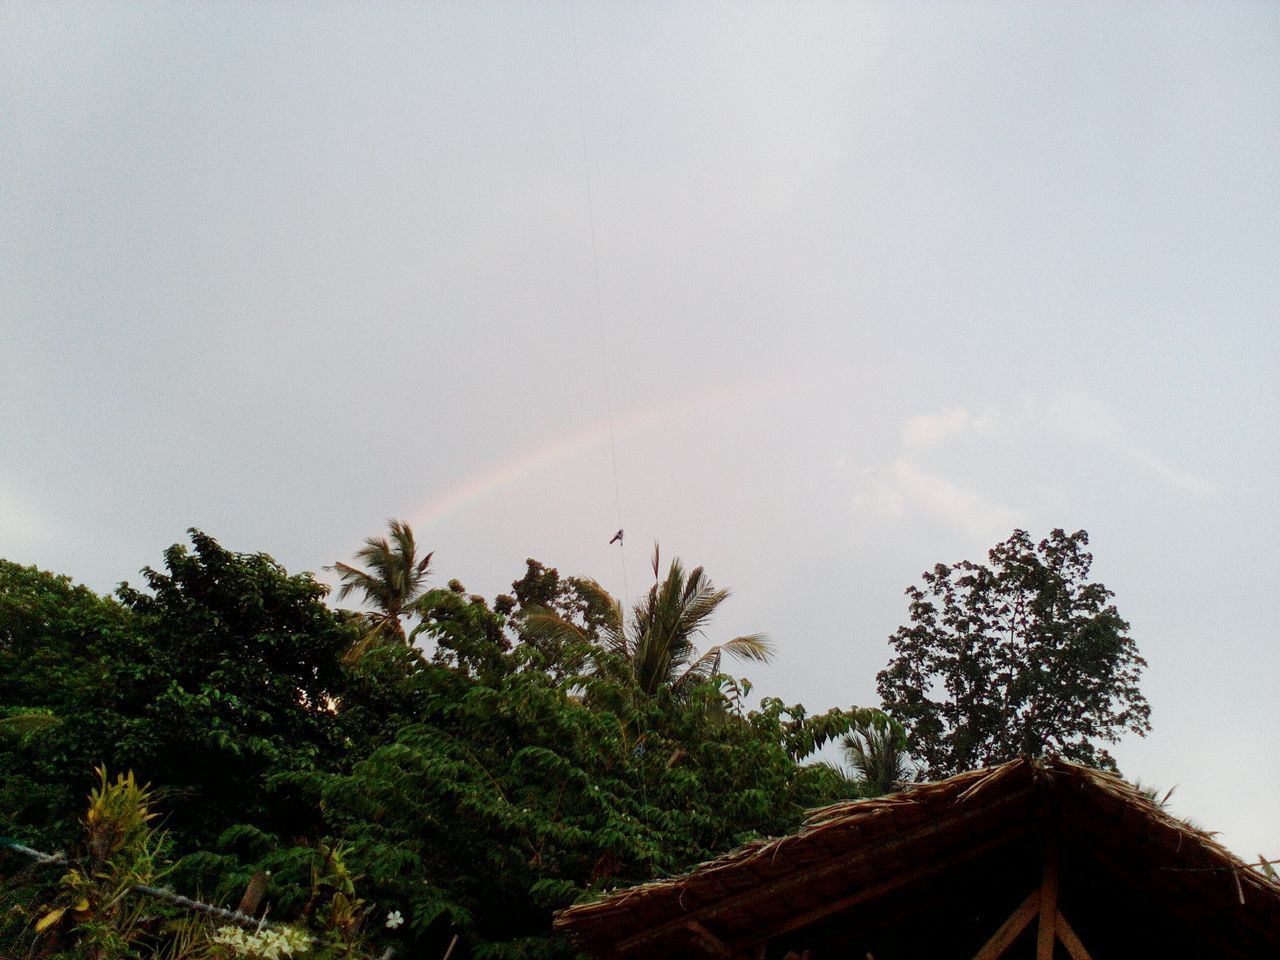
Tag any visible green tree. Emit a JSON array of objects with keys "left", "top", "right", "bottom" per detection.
[
  {"left": 116, "top": 530, "right": 359, "bottom": 846},
  {"left": 877, "top": 529, "right": 1151, "bottom": 778},
  {"left": 327, "top": 520, "right": 433, "bottom": 651},
  {"left": 1, "top": 539, "right": 889, "bottom": 960},
  {"left": 525, "top": 546, "right": 773, "bottom": 699},
  {"left": 496, "top": 559, "right": 614, "bottom": 681},
  {"left": 841, "top": 714, "right": 914, "bottom": 795},
  {"left": 318, "top": 646, "right": 875, "bottom": 959},
  {"left": 0, "top": 560, "right": 142, "bottom": 845}
]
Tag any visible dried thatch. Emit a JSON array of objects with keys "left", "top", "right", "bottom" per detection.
[{"left": 555, "top": 757, "right": 1279, "bottom": 958}]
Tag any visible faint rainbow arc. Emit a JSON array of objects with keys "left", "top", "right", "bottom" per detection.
[{"left": 409, "top": 377, "right": 785, "bottom": 530}]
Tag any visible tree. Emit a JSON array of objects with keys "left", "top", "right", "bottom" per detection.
[
  {"left": 327, "top": 519, "right": 433, "bottom": 650},
  {"left": 841, "top": 714, "right": 915, "bottom": 795},
  {"left": 525, "top": 545, "right": 773, "bottom": 700},
  {"left": 1, "top": 539, "right": 887, "bottom": 960},
  {"left": 497, "top": 559, "right": 614, "bottom": 681},
  {"left": 877, "top": 529, "right": 1150, "bottom": 779},
  {"left": 0, "top": 560, "right": 142, "bottom": 846},
  {"left": 116, "top": 530, "right": 358, "bottom": 845}
]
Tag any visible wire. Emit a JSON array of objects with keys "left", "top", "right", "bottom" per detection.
[{"left": 569, "top": 0, "right": 629, "bottom": 613}]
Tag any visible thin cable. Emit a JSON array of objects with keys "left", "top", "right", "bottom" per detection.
[{"left": 569, "top": 0, "right": 629, "bottom": 612}]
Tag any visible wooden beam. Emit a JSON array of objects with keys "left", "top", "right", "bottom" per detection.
[
  {"left": 741, "top": 822, "right": 1035, "bottom": 950},
  {"left": 614, "top": 785, "right": 1039, "bottom": 954},
  {"left": 971, "top": 890, "right": 1039, "bottom": 960},
  {"left": 683, "top": 921, "right": 733, "bottom": 960},
  {"left": 1054, "top": 910, "right": 1093, "bottom": 960},
  {"left": 1036, "top": 834, "right": 1059, "bottom": 960}
]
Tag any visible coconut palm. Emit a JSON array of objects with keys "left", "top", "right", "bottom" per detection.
[
  {"left": 327, "top": 519, "right": 433, "bottom": 649},
  {"left": 524, "top": 545, "right": 772, "bottom": 699},
  {"left": 842, "top": 714, "right": 915, "bottom": 796}
]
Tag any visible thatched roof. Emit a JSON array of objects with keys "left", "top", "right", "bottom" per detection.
[{"left": 555, "top": 757, "right": 1280, "bottom": 958}]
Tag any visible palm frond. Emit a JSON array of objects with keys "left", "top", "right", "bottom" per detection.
[
  {"left": 568, "top": 579, "right": 624, "bottom": 634},
  {"left": 521, "top": 607, "right": 591, "bottom": 647},
  {"left": 0, "top": 709, "right": 63, "bottom": 743},
  {"left": 327, "top": 561, "right": 380, "bottom": 604},
  {"left": 842, "top": 714, "right": 914, "bottom": 795},
  {"left": 674, "top": 648, "right": 722, "bottom": 690},
  {"left": 714, "top": 634, "right": 774, "bottom": 663},
  {"left": 341, "top": 617, "right": 398, "bottom": 663}
]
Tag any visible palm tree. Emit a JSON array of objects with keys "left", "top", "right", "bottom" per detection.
[
  {"left": 524, "top": 545, "right": 773, "bottom": 699},
  {"left": 842, "top": 714, "right": 915, "bottom": 796},
  {"left": 327, "top": 520, "right": 433, "bottom": 649}
]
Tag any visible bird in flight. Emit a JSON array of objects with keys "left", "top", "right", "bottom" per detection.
[{"left": 609, "top": 529, "right": 624, "bottom": 545}]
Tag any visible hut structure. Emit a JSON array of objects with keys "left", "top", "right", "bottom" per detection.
[{"left": 555, "top": 757, "right": 1280, "bottom": 959}]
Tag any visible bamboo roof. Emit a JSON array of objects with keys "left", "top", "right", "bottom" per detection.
[{"left": 555, "top": 757, "right": 1280, "bottom": 958}]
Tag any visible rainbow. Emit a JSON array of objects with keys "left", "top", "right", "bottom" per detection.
[{"left": 409, "top": 376, "right": 787, "bottom": 529}]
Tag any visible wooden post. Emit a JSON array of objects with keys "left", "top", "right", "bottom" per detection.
[
  {"left": 1054, "top": 910, "right": 1093, "bottom": 960},
  {"left": 236, "top": 871, "right": 268, "bottom": 917},
  {"left": 1036, "top": 833, "right": 1059, "bottom": 960},
  {"left": 971, "top": 891, "right": 1039, "bottom": 960},
  {"left": 683, "top": 921, "right": 734, "bottom": 960}
]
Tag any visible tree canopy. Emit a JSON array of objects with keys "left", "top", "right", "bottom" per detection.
[
  {"left": 876, "top": 528, "right": 1151, "bottom": 779},
  {"left": 0, "top": 526, "right": 887, "bottom": 960},
  {"left": 522, "top": 545, "right": 773, "bottom": 701},
  {"left": 327, "top": 519, "right": 434, "bottom": 653}
]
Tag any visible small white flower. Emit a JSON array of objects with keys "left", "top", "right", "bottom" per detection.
[{"left": 385, "top": 910, "right": 404, "bottom": 930}]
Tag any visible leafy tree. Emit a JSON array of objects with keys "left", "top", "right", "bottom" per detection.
[
  {"left": 877, "top": 529, "right": 1151, "bottom": 778},
  {"left": 0, "top": 537, "right": 361, "bottom": 852},
  {"left": 115, "top": 530, "right": 360, "bottom": 846},
  {"left": 327, "top": 519, "right": 433, "bottom": 652},
  {"left": 496, "top": 560, "right": 613, "bottom": 681},
  {"left": 0, "top": 560, "right": 142, "bottom": 845},
  {"left": 318, "top": 653, "right": 878, "bottom": 958},
  {"left": 525, "top": 546, "right": 773, "bottom": 700},
  {"left": 414, "top": 579, "right": 512, "bottom": 684}
]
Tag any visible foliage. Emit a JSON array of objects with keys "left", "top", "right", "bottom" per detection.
[
  {"left": 22, "top": 767, "right": 169, "bottom": 960},
  {"left": 495, "top": 560, "right": 612, "bottom": 682},
  {"left": 0, "top": 528, "right": 903, "bottom": 959},
  {"left": 327, "top": 520, "right": 433, "bottom": 654},
  {"left": 2, "top": 766, "right": 383, "bottom": 960},
  {"left": 0, "top": 559, "right": 142, "bottom": 846},
  {"left": 114, "top": 530, "right": 360, "bottom": 847},
  {"left": 877, "top": 528, "right": 1151, "bottom": 778},
  {"left": 841, "top": 714, "right": 916, "bottom": 795},
  {"left": 523, "top": 545, "right": 773, "bottom": 700},
  {"left": 414, "top": 580, "right": 512, "bottom": 683},
  {"left": 318, "top": 663, "right": 879, "bottom": 959}
]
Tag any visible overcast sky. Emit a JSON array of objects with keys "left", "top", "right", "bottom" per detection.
[{"left": 2, "top": 3, "right": 1277, "bottom": 860}]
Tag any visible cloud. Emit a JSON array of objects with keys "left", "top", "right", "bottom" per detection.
[
  {"left": 1128, "top": 449, "right": 1222, "bottom": 498},
  {"left": 1045, "top": 392, "right": 1220, "bottom": 498},
  {"left": 902, "top": 405, "right": 997, "bottom": 446},
  {"left": 854, "top": 459, "right": 1024, "bottom": 540}
]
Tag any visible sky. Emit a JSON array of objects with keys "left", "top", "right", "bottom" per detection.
[{"left": 2, "top": 3, "right": 1277, "bottom": 860}]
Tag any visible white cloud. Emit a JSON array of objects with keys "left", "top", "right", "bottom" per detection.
[
  {"left": 1044, "top": 392, "right": 1220, "bottom": 498},
  {"left": 1129, "top": 449, "right": 1222, "bottom": 498},
  {"left": 854, "top": 459, "right": 1024, "bottom": 540},
  {"left": 902, "top": 405, "right": 997, "bottom": 446}
]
